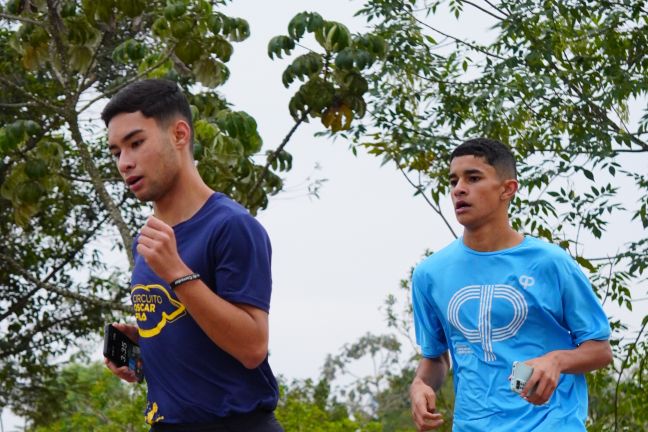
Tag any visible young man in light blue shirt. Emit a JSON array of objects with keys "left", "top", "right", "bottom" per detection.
[{"left": 409, "top": 138, "right": 612, "bottom": 431}]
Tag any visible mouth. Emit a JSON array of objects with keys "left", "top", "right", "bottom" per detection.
[
  {"left": 455, "top": 201, "right": 470, "bottom": 213},
  {"left": 125, "top": 176, "right": 143, "bottom": 190}
]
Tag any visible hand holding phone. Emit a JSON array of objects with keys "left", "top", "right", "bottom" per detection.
[
  {"left": 510, "top": 361, "right": 536, "bottom": 396},
  {"left": 103, "top": 324, "right": 144, "bottom": 383}
]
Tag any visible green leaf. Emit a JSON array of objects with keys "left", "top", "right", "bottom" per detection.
[
  {"left": 575, "top": 256, "right": 596, "bottom": 272},
  {"left": 194, "top": 58, "right": 229, "bottom": 87},
  {"left": 68, "top": 45, "right": 93, "bottom": 71},
  {"left": 335, "top": 47, "right": 355, "bottom": 70},
  {"left": 288, "top": 12, "right": 308, "bottom": 40},
  {"left": 268, "top": 35, "right": 295, "bottom": 59},
  {"left": 314, "top": 21, "right": 351, "bottom": 52},
  {"left": 175, "top": 39, "right": 203, "bottom": 65}
]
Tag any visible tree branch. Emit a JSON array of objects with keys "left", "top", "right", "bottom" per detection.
[
  {"left": 77, "top": 31, "right": 109, "bottom": 96},
  {"left": 67, "top": 117, "right": 135, "bottom": 268},
  {"left": 78, "top": 46, "right": 176, "bottom": 114},
  {"left": 408, "top": 13, "right": 506, "bottom": 61},
  {"left": 0, "top": 11, "right": 45, "bottom": 26},
  {"left": 0, "top": 315, "right": 82, "bottom": 358},
  {"left": 0, "top": 101, "right": 39, "bottom": 108},
  {"left": 0, "top": 75, "right": 60, "bottom": 112},
  {"left": 0, "top": 252, "right": 131, "bottom": 313},
  {"left": 482, "top": 0, "right": 510, "bottom": 17},
  {"left": 456, "top": 0, "right": 507, "bottom": 21},
  {"left": 398, "top": 166, "right": 458, "bottom": 239},
  {"left": 249, "top": 112, "right": 308, "bottom": 201},
  {"left": 46, "top": 0, "right": 71, "bottom": 90},
  {"left": 546, "top": 59, "right": 648, "bottom": 152},
  {"left": 0, "top": 208, "right": 110, "bottom": 322}
]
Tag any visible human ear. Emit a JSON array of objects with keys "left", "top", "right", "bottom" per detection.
[
  {"left": 171, "top": 119, "right": 191, "bottom": 150},
  {"left": 501, "top": 179, "right": 518, "bottom": 201}
]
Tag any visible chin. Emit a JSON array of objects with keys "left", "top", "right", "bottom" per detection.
[
  {"left": 132, "top": 190, "right": 155, "bottom": 202},
  {"left": 455, "top": 213, "right": 470, "bottom": 225},
  {"left": 456, "top": 215, "right": 479, "bottom": 230}
]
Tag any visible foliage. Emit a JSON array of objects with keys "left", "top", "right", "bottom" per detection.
[
  {"left": 0, "top": 0, "right": 383, "bottom": 420},
  {"left": 322, "top": 333, "right": 404, "bottom": 420},
  {"left": 275, "top": 376, "right": 382, "bottom": 431},
  {"left": 336, "top": 0, "right": 648, "bottom": 427},
  {"left": 268, "top": 11, "right": 387, "bottom": 133},
  {"left": 0, "top": 0, "right": 267, "bottom": 408},
  {"left": 318, "top": 271, "right": 456, "bottom": 431},
  {"left": 17, "top": 361, "right": 147, "bottom": 432},
  {"left": 587, "top": 359, "right": 648, "bottom": 431},
  {"left": 19, "top": 364, "right": 385, "bottom": 432}
]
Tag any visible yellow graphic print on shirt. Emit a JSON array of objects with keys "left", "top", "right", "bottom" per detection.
[
  {"left": 145, "top": 402, "right": 165, "bottom": 424},
  {"left": 131, "top": 284, "right": 186, "bottom": 338}
]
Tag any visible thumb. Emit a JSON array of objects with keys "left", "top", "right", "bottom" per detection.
[{"left": 425, "top": 391, "right": 437, "bottom": 412}]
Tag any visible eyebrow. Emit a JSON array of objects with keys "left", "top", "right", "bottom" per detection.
[
  {"left": 108, "top": 128, "right": 144, "bottom": 151},
  {"left": 449, "top": 168, "right": 484, "bottom": 178}
]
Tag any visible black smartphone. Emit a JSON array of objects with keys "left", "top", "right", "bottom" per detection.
[{"left": 103, "top": 324, "right": 144, "bottom": 382}]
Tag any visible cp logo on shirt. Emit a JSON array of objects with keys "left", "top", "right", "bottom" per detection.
[{"left": 448, "top": 284, "right": 528, "bottom": 362}]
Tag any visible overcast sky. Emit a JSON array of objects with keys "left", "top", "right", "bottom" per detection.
[
  {"left": 218, "top": 0, "right": 463, "bottom": 380},
  {"left": 3, "top": 0, "right": 646, "bottom": 429}
]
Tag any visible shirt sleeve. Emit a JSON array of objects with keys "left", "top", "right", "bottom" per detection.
[
  {"left": 412, "top": 265, "right": 448, "bottom": 358},
  {"left": 557, "top": 255, "right": 611, "bottom": 345},
  {"left": 213, "top": 213, "right": 272, "bottom": 312}
]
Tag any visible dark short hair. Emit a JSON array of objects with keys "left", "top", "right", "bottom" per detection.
[
  {"left": 450, "top": 137, "right": 517, "bottom": 180},
  {"left": 101, "top": 79, "right": 193, "bottom": 148}
]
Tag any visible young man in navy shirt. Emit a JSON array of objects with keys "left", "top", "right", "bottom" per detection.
[
  {"left": 102, "top": 79, "right": 282, "bottom": 431},
  {"left": 409, "top": 138, "right": 612, "bottom": 431}
]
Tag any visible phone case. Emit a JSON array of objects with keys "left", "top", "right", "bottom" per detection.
[
  {"left": 103, "top": 324, "right": 144, "bottom": 382},
  {"left": 510, "top": 361, "right": 534, "bottom": 394}
]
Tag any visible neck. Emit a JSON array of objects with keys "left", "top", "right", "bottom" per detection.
[
  {"left": 462, "top": 221, "right": 524, "bottom": 252},
  {"left": 153, "top": 162, "right": 213, "bottom": 226}
]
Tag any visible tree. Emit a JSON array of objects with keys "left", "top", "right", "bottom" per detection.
[
  {"left": 17, "top": 361, "right": 147, "bottom": 432},
  {"left": 16, "top": 361, "right": 382, "bottom": 432},
  {"left": 319, "top": 268, "right": 455, "bottom": 432},
  {"left": 267, "top": 11, "right": 386, "bottom": 134},
  {"left": 0, "top": 0, "right": 264, "bottom": 408},
  {"left": 0, "top": 0, "right": 382, "bottom": 412},
  {"left": 267, "top": 0, "right": 646, "bottom": 427},
  {"left": 275, "top": 376, "right": 382, "bottom": 432},
  {"left": 339, "top": 0, "right": 647, "bottom": 427}
]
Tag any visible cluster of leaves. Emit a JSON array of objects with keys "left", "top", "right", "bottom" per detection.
[
  {"left": 16, "top": 361, "right": 148, "bottom": 432},
  {"left": 268, "top": 11, "right": 387, "bottom": 132},
  {"left": 0, "top": 0, "right": 291, "bottom": 409},
  {"left": 189, "top": 92, "right": 285, "bottom": 211},
  {"left": 275, "top": 376, "right": 382, "bottom": 431},
  {"left": 586, "top": 353, "right": 648, "bottom": 431},
  {"left": 0, "top": 0, "right": 388, "bottom": 420},
  {"left": 17, "top": 361, "right": 383, "bottom": 432}
]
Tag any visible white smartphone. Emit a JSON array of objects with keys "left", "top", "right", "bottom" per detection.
[{"left": 510, "top": 361, "right": 535, "bottom": 396}]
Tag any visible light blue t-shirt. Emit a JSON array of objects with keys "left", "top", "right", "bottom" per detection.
[{"left": 412, "top": 236, "right": 610, "bottom": 431}]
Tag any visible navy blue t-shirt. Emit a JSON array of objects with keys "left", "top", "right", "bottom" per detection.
[{"left": 129, "top": 193, "right": 279, "bottom": 425}]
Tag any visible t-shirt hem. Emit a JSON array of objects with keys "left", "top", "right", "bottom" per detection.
[
  {"left": 421, "top": 346, "right": 448, "bottom": 358},
  {"left": 220, "top": 293, "right": 270, "bottom": 312},
  {"left": 574, "top": 333, "right": 610, "bottom": 345}
]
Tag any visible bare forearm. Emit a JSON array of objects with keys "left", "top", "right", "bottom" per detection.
[
  {"left": 552, "top": 340, "right": 613, "bottom": 374},
  {"left": 173, "top": 280, "right": 269, "bottom": 369},
  {"left": 412, "top": 353, "right": 450, "bottom": 392}
]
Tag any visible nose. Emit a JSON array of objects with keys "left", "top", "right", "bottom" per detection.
[
  {"left": 117, "top": 150, "right": 134, "bottom": 174},
  {"left": 452, "top": 178, "right": 467, "bottom": 196}
]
